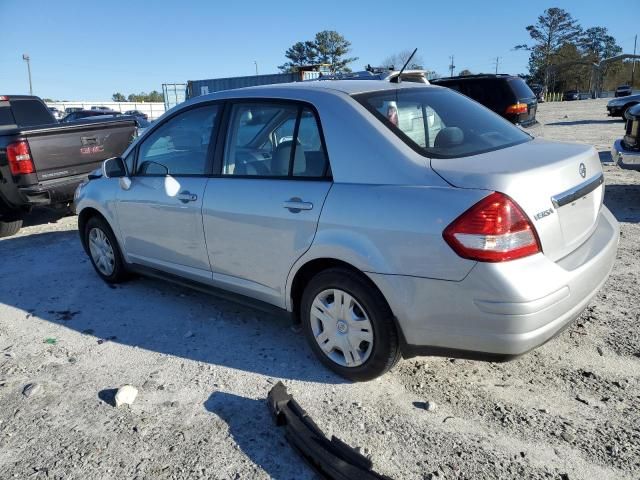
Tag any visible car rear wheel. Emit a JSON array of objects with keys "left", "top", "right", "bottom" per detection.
[
  {"left": 301, "top": 268, "right": 401, "bottom": 381},
  {"left": 84, "top": 216, "right": 128, "bottom": 283},
  {"left": 0, "top": 219, "right": 23, "bottom": 238}
]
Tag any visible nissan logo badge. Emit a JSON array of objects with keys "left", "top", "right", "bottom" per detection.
[{"left": 579, "top": 163, "right": 586, "bottom": 178}]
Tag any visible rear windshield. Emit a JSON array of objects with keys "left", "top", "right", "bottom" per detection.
[
  {"left": 507, "top": 78, "right": 535, "bottom": 99},
  {"left": 11, "top": 99, "right": 55, "bottom": 127},
  {"left": 355, "top": 87, "right": 531, "bottom": 158},
  {"left": 0, "top": 105, "right": 17, "bottom": 126}
]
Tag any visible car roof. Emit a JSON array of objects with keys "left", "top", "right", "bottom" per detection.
[
  {"left": 188, "top": 80, "right": 436, "bottom": 104},
  {"left": 1, "top": 95, "right": 44, "bottom": 101},
  {"left": 432, "top": 74, "right": 519, "bottom": 81},
  {"left": 245, "top": 79, "right": 430, "bottom": 94}
]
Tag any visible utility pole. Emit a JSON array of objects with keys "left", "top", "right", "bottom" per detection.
[
  {"left": 632, "top": 34, "right": 637, "bottom": 88},
  {"left": 449, "top": 55, "right": 455, "bottom": 77},
  {"left": 254, "top": 61, "right": 258, "bottom": 76},
  {"left": 22, "top": 54, "right": 32, "bottom": 95},
  {"left": 494, "top": 56, "right": 501, "bottom": 74}
]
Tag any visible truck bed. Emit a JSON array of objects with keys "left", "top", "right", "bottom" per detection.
[{"left": 0, "top": 118, "right": 136, "bottom": 211}]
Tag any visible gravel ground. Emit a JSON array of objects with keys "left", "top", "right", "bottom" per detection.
[{"left": 0, "top": 98, "right": 638, "bottom": 480}]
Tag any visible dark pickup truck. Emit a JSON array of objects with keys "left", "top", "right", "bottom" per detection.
[{"left": 0, "top": 95, "right": 136, "bottom": 237}]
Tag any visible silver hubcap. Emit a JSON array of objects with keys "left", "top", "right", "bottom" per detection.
[
  {"left": 88, "top": 227, "right": 115, "bottom": 276},
  {"left": 310, "top": 289, "right": 374, "bottom": 368}
]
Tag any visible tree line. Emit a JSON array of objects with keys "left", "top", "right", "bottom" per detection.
[
  {"left": 111, "top": 91, "right": 164, "bottom": 103},
  {"left": 515, "top": 7, "right": 632, "bottom": 92},
  {"left": 279, "top": 30, "right": 358, "bottom": 74}
]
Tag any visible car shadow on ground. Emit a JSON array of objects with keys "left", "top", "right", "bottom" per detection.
[
  {"left": 204, "top": 391, "right": 312, "bottom": 480},
  {"left": 546, "top": 119, "right": 622, "bottom": 126},
  {"left": 604, "top": 183, "right": 640, "bottom": 223},
  {"left": 22, "top": 206, "right": 74, "bottom": 228},
  {"left": 0, "top": 229, "right": 345, "bottom": 384}
]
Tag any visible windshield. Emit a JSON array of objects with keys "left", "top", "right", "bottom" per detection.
[{"left": 355, "top": 87, "right": 531, "bottom": 158}]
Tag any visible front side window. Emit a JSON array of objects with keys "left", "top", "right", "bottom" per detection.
[
  {"left": 223, "top": 102, "right": 328, "bottom": 178},
  {"left": 355, "top": 88, "right": 531, "bottom": 158},
  {"left": 136, "top": 105, "right": 219, "bottom": 175}
]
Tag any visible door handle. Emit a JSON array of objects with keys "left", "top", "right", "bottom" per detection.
[
  {"left": 283, "top": 198, "right": 313, "bottom": 212},
  {"left": 177, "top": 191, "right": 198, "bottom": 203}
]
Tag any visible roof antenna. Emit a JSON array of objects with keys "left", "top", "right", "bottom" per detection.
[{"left": 395, "top": 48, "right": 418, "bottom": 84}]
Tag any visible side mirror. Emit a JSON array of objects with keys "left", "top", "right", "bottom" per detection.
[{"left": 102, "top": 157, "right": 127, "bottom": 179}]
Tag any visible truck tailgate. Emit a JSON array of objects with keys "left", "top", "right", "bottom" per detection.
[{"left": 22, "top": 120, "right": 136, "bottom": 182}]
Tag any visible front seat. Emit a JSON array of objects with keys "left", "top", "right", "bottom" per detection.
[
  {"left": 271, "top": 140, "right": 305, "bottom": 176},
  {"left": 434, "top": 127, "right": 464, "bottom": 148}
]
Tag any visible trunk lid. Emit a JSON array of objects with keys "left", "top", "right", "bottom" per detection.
[{"left": 431, "top": 138, "right": 604, "bottom": 261}]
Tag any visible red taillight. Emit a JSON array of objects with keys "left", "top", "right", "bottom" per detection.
[
  {"left": 443, "top": 192, "right": 541, "bottom": 262},
  {"left": 7, "top": 140, "right": 35, "bottom": 175},
  {"left": 0, "top": 96, "right": 8, "bottom": 101},
  {"left": 505, "top": 103, "right": 528, "bottom": 115}
]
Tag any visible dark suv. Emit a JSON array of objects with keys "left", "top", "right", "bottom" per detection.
[
  {"left": 61, "top": 109, "right": 120, "bottom": 122},
  {"left": 615, "top": 85, "right": 632, "bottom": 97},
  {"left": 430, "top": 74, "right": 537, "bottom": 127}
]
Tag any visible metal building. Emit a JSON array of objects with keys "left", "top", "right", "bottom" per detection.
[{"left": 187, "top": 71, "right": 320, "bottom": 99}]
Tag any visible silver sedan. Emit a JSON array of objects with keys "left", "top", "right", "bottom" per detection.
[{"left": 75, "top": 81, "right": 619, "bottom": 381}]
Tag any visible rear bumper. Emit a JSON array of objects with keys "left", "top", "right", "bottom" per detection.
[
  {"left": 18, "top": 173, "right": 87, "bottom": 206},
  {"left": 368, "top": 207, "right": 619, "bottom": 358},
  {"left": 607, "top": 106, "right": 625, "bottom": 117},
  {"left": 503, "top": 112, "right": 537, "bottom": 127},
  {"left": 612, "top": 138, "right": 640, "bottom": 170},
  {"left": 516, "top": 117, "right": 537, "bottom": 128}
]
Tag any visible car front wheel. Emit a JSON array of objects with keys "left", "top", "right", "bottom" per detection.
[
  {"left": 84, "top": 216, "right": 128, "bottom": 283},
  {"left": 301, "top": 268, "right": 401, "bottom": 381}
]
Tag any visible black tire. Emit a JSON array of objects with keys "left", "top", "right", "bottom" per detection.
[
  {"left": 0, "top": 219, "right": 23, "bottom": 238},
  {"left": 300, "top": 267, "right": 401, "bottom": 381},
  {"left": 84, "top": 216, "right": 128, "bottom": 283}
]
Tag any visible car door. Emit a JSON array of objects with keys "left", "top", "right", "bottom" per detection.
[
  {"left": 203, "top": 102, "right": 332, "bottom": 306},
  {"left": 115, "top": 103, "right": 221, "bottom": 281}
]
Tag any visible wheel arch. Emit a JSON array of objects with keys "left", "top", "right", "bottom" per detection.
[
  {"left": 287, "top": 257, "right": 393, "bottom": 326},
  {"left": 77, "top": 206, "right": 122, "bottom": 256}
]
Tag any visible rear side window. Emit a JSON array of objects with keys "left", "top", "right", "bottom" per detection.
[
  {"left": 435, "top": 80, "right": 462, "bottom": 93},
  {"left": 10, "top": 99, "right": 55, "bottom": 127},
  {"left": 461, "top": 79, "right": 512, "bottom": 109},
  {"left": 223, "top": 102, "right": 329, "bottom": 178},
  {"left": 508, "top": 78, "right": 535, "bottom": 99},
  {"left": 356, "top": 88, "right": 531, "bottom": 158},
  {"left": 293, "top": 108, "right": 328, "bottom": 177}
]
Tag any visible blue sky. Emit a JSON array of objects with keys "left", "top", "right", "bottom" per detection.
[{"left": 0, "top": 0, "right": 637, "bottom": 100}]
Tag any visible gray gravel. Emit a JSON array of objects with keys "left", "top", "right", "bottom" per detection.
[{"left": 0, "top": 98, "right": 638, "bottom": 479}]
